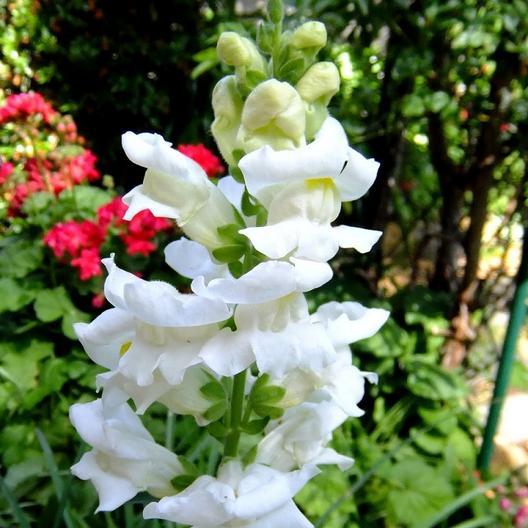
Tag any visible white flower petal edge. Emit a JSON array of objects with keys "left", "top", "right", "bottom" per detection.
[
  {"left": 143, "top": 461, "right": 318, "bottom": 527},
  {"left": 311, "top": 301, "right": 390, "bottom": 347},
  {"left": 165, "top": 237, "right": 227, "bottom": 280},
  {"left": 70, "top": 399, "right": 182, "bottom": 512},
  {"left": 121, "top": 131, "right": 210, "bottom": 222},
  {"left": 102, "top": 255, "right": 231, "bottom": 326}
]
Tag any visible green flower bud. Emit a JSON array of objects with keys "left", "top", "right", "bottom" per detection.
[
  {"left": 296, "top": 62, "right": 341, "bottom": 139},
  {"left": 296, "top": 62, "right": 340, "bottom": 105},
  {"left": 217, "top": 32, "right": 266, "bottom": 72},
  {"left": 211, "top": 75, "right": 244, "bottom": 165},
  {"left": 291, "top": 21, "right": 327, "bottom": 50},
  {"left": 239, "top": 79, "right": 306, "bottom": 151}
]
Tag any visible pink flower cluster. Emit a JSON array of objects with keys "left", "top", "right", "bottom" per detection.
[
  {"left": 177, "top": 143, "right": 224, "bottom": 178},
  {"left": 44, "top": 197, "right": 172, "bottom": 281},
  {"left": 6, "top": 151, "right": 100, "bottom": 214},
  {"left": 497, "top": 485, "right": 528, "bottom": 527},
  {"left": 0, "top": 92, "right": 57, "bottom": 124}
]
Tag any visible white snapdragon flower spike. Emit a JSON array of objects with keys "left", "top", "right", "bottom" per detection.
[
  {"left": 256, "top": 398, "right": 353, "bottom": 471},
  {"left": 122, "top": 132, "right": 237, "bottom": 249},
  {"left": 199, "top": 293, "right": 336, "bottom": 378},
  {"left": 70, "top": 399, "right": 182, "bottom": 511},
  {"left": 143, "top": 460, "right": 318, "bottom": 527}
]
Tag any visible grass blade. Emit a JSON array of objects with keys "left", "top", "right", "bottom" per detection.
[
  {"left": 36, "top": 428, "right": 75, "bottom": 528},
  {"left": 449, "top": 516, "right": 498, "bottom": 528},
  {"left": 0, "top": 472, "right": 31, "bottom": 528}
]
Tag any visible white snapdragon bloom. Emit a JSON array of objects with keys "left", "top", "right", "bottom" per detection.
[
  {"left": 97, "top": 367, "right": 213, "bottom": 425},
  {"left": 311, "top": 300, "right": 390, "bottom": 353},
  {"left": 256, "top": 398, "right": 353, "bottom": 471},
  {"left": 121, "top": 131, "right": 237, "bottom": 249},
  {"left": 199, "top": 293, "right": 336, "bottom": 377},
  {"left": 143, "top": 460, "right": 318, "bottom": 527},
  {"left": 238, "top": 117, "right": 382, "bottom": 263},
  {"left": 75, "top": 256, "right": 230, "bottom": 389},
  {"left": 70, "top": 399, "right": 182, "bottom": 512}
]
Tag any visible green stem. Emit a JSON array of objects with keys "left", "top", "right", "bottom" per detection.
[
  {"left": 271, "top": 21, "right": 282, "bottom": 78},
  {"left": 165, "top": 410, "right": 174, "bottom": 451},
  {"left": 224, "top": 369, "right": 247, "bottom": 458}
]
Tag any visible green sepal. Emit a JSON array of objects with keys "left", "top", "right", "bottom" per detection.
[
  {"left": 253, "top": 404, "right": 284, "bottom": 419},
  {"left": 242, "top": 445, "right": 258, "bottom": 466},
  {"left": 230, "top": 165, "right": 245, "bottom": 183},
  {"left": 241, "top": 189, "right": 265, "bottom": 217},
  {"left": 231, "top": 149, "right": 246, "bottom": 163},
  {"left": 221, "top": 315, "right": 237, "bottom": 331},
  {"left": 200, "top": 380, "right": 226, "bottom": 401},
  {"left": 212, "top": 244, "right": 246, "bottom": 263},
  {"left": 241, "top": 417, "right": 270, "bottom": 434},
  {"left": 217, "top": 224, "right": 247, "bottom": 245},
  {"left": 250, "top": 385, "right": 286, "bottom": 405},
  {"left": 207, "top": 421, "right": 228, "bottom": 441},
  {"left": 257, "top": 22, "right": 275, "bottom": 54},
  {"left": 278, "top": 56, "right": 306, "bottom": 83},
  {"left": 171, "top": 474, "right": 197, "bottom": 492},
  {"left": 178, "top": 457, "right": 199, "bottom": 476},
  {"left": 246, "top": 69, "right": 268, "bottom": 90},
  {"left": 204, "top": 400, "right": 228, "bottom": 422},
  {"left": 252, "top": 373, "right": 270, "bottom": 392},
  {"left": 228, "top": 260, "right": 244, "bottom": 278}
]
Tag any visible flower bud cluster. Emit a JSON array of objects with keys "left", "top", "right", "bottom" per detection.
[{"left": 70, "top": 3, "right": 388, "bottom": 526}]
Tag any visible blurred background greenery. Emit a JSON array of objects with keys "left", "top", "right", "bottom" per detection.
[{"left": 0, "top": 0, "right": 527, "bottom": 526}]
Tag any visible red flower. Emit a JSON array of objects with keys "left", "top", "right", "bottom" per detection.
[
  {"left": 43, "top": 220, "right": 105, "bottom": 259},
  {"left": 177, "top": 144, "right": 225, "bottom": 178},
  {"left": 122, "top": 236, "right": 157, "bottom": 256},
  {"left": 71, "top": 247, "right": 103, "bottom": 280},
  {"left": 97, "top": 196, "right": 128, "bottom": 229},
  {"left": 0, "top": 92, "right": 57, "bottom": 124},
  {"left": 91, "top": 292, "right": 106, "bottom": 309},
  {"left": 0, "top": 162, "right": 14, "bottom": 184}
]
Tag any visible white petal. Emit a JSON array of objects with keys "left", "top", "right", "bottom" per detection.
[
  {"left": 71, "top": 451, "right": 138, "bottom": 512},
  {"left": 165, "top": 238, "right": 227, "bottom": 280},
  {"left": 333, "top": 225, "right": 382, "bottom": 254},
  {"left": 103, "top": 256, "right": 231, "bottom": 326},
  {"left": 122, "top": 185, "right": 181, "bottom": 221},
  {"left": 143, "top": 476, "right": 234, "bottom": 525},
  {"left": 248, "top": 501, "right": 313, "bottom": 528},
  {"left": 217, "top": 175, "right": 245, "bottom": 211},
  {"left": 313, "top": 301, "right": 389, "bottom": 346},
  {"left": 239, "top": 117, "right": 348, "bottom": 206},
  {"left": 240, "top": 222, "right": 300, "bottom": 260},
  {"left": 74, "top": 308, "right": 135, "bottom": 370},
  {"left": 192, "top": 261, "right": 298, "bottom": 304},
  {"left": 290, "top": 257, "right": 333, "bottom": 291},
  {"left": 335, "top": 146, "right": 379, "bottom": 201},
  {"left": 311, "top": 448, "right": 354, "bottom": 471},
  {"left": 199, "top": 327, "right": 255, "bottom": 376}
]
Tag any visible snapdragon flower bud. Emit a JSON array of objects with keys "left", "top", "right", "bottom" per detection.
[
  {"left": 296, "top": 62, "right": 340, "bottom": 139},
  {"left": 291, "top": 21, "right": 327, "bottom": 50},
  {"left": 211, "top": 76, "right": 244, "bottom": 165},
  {"left": 239, "top": 79, "right": 306, "bottom": 151},
  {"left": 217, "top": 32, "right": 267, "bottom": 74}
]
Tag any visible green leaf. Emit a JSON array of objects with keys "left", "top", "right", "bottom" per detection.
[
  {"left": 207, "top": 421, "right": 227, "bottom": 441},
  {"left": 204, "top": 400, "right": 228, "bottom": 422},
  {"left": 0, "top": 238, "right": 44, "bottom": 278},
  {"left": 386, "top": 459, "right": 454, "bottom": 527},
  {"left": 200, "top": 381, "right": 226, "bottom": 401},
  {"left": 34, "top": 287, "right": 72, "bottom": 322},
  {"left": 0, "top": 473, "right": 31, "bottom": 528},
  {"left": 246, "top": 69, "right": 267, "bottom": 89},
  {"left": 0, "top": 278, "right": 35, "bottom": 313},
  {"left": 212, "top": 244, "right": 246, "bottom": 263},
  {"left": 253, "top": 404, "right": 284, "bottom": 419},
  {"left": 406, "top": 359, "right": 465, "bottom": 401},
  {"left": 242, "top": 417, "right": 269, "bottom": 434},
  {"left": 230, "top": 165, "right": 245, "bottom": 183}
]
